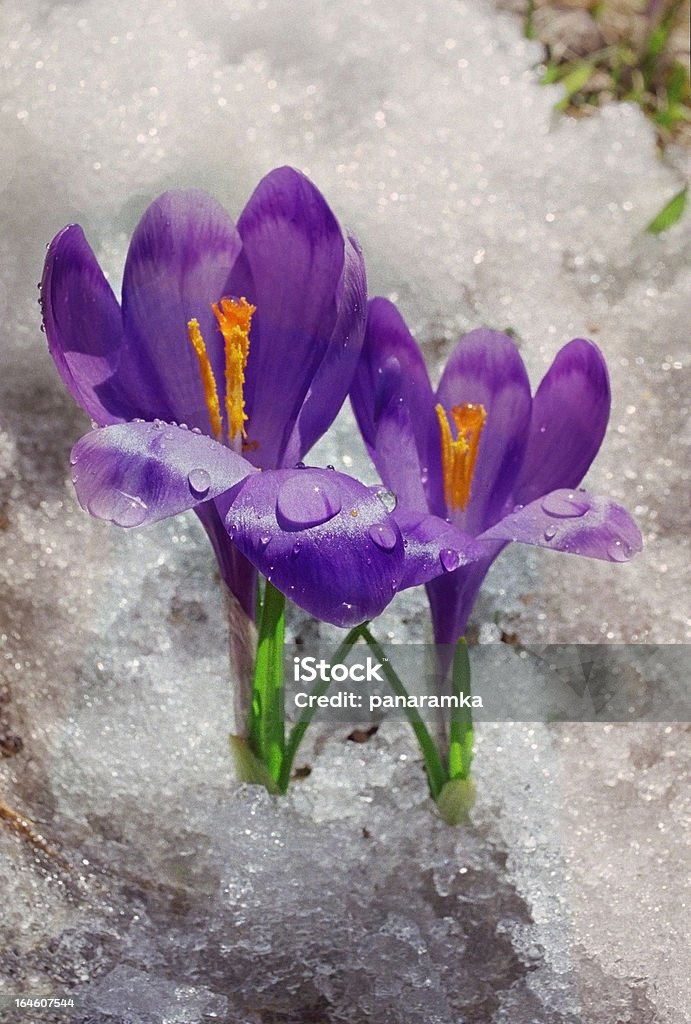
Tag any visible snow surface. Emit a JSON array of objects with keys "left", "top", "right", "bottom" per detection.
[{"left": 0, "top": 0, "right": 689, "bottom": 1022}]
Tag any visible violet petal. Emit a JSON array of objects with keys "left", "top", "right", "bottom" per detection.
[
  {"left": 480, "top": 488, "right": 643, "bottom": 561},
  {"left": 436, "top": 329, "right": 532, "bottom": 534},
  {"left": 282, "top": 235, "right": 367, "bottom": 465},
  {"left": 120, "top": 190, "right": 242, "bottom": 430},
  {"left": 393, "top": 510, "right": 485, "bottom": 589},
  {"left": 351, "top": 297, "right": 443, "bottom": 513},
  {"left": 425, "top": 544, "right": 506, "bottom": 650},
  {"left": 70, "top": 421, "right": 256, "bottom": 527},
  {"left": 41, "top": 225, "right": 134, "bottom": 425},
  {"left": 225, "top": 467, "right": 406, "bottom": 626},
  {"left": 228, "top": 167, "right": 347, "bottom": 467},
  {"left": 514, "top": 338, "right": 610, "bottom": 505}
]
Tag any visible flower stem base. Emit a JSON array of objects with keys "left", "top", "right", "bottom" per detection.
[
  {"left": 436, "top": 775, "right": 476, "bottom": 826},
  {"left": 228, "top": 734, "right": 281, "bottom": 794}
]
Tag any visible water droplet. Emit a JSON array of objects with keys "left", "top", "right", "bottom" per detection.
[
  {"left": 440, "top": 548, "right": 461, "bottom": 572},
  {"left": 326, "top": 464, "right": 335, "bottom": 471},
  {"left": 607, "top": 538, "right": 632, "bottom": 562},
  {"left": 191, "top": 426, "right": 203, "bottom": 435},
  {"left": 276, "top": 473, "right": 342, "bottom": 529},
  {"left": 368, "top": 523, "right": 398, "bottom": 551},
  {"left": 372, "top": 487, "right": 397, "bottom": 513},
  {"left": 543, "top": 526, "right": 557, "bottom": 541},
  {"left": 259, "top": 534, "right": 271, "bottom": 549},
  {"left": 292, "top": 541, "right": 302, "bottom": 556},
  {"left": 132, "top": 417, "right": 145, "bottom": 423},
  {"left": 295, "top": 461, "right": 306, "bottom": 469},
  {"left": 512, "top": 503, "right": 525, "bottom": 513},
  {"left": 87, "top": 490, "right": 147, "bottom": 528},
  {"left": 179, "top": 422, "right": 188, "bottom": 430},
  {"left": 152, "top": 418, "right": 164, "bottom": 429},
  {"left": 541, "top": 492, "right": 590, "bottom": 518},
  {"left": 187, "top": 468, "right": 211, "bottom": 498}
]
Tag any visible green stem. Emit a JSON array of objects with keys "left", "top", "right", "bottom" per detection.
[
  {"left": 360, "top": 626, "right": 448, "bottom": 800},
  {"left": 278, "top": 622, "right": 367, "bottom": 792},
  {"left": 247, "top": 579, "right": 285, "bottom": 784},
  {"left": 448, "top": 638, "right": 474, "bottom": 780}
]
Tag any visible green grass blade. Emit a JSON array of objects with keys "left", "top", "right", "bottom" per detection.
[{"left": 646, "top": 187, "right": 687, "bottom": 234}]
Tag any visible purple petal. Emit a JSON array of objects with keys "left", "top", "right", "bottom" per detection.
[
  {"left": 479, "top": 488, "right": 643, "bottom": 561},
  {"left": 194, "top": 500, "right": 257, "bottom": 619},
  {"left": 393, "top": 510, "right": 485, "bottom": 589},
  {"left": 227, "top": 167, "right": 347, "bottom": 468},
  {"left": 120, "top": 191, "right": 242, "bottom": 429},
  {"left": 41, "top": 225, "right": 134, "bottom": 425},
  {"left": 436, "top": 329, "right": 532, "bottom": 534},
  {"left": 425, "top": 546, "right": 505, "bottom": 674},
  {"left": 513, "top": 339, "right": 610, "bottom": 505},
  {"left": 225, "top": 468, "right": 406, "bottom": 626},
  {"left": 351, "top": 298, "right": 443, "bottom": 513},
  {"left": 282, "top": 235, "right": 367, "bottom": 465},
  {"left": 70, "top": 421, "right": 256, "bottom": 527}
]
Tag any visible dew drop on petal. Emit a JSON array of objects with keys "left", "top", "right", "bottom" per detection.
[
  {"left": 276, "top": 474, "right": 342, "bottom": 528},
  {"left": 292, "top": 541, "right": 302, "bottom": 556},
  {"left": 543, "top": 525, "right": 557, "bottom": 541},
  {"left": 607, "top": 538, "right": 632, "bottom": 562},
  {"left": 259, "top": 534, "right": 271, "bottom": 549},
  {"left": 371, "top": 487, "right": 397, "bottom": 513},
  {"left": 88, "top": 490, "right": 147, "bottom": 527},
  {"left": 440, "top": 548, "right": 461, "bottom": 572},
  {"left": 187, "top": 468, "right": 211, "bottom": 498},
  {"left": 540, "top": 492, "right": 590, "bottom": 518},
  {"left": 368, "top": 523, "right": 398, "bottom": 551},
  {"left": 295, "top": 461, "right": 306, "bottom": 469},
  {"left": 113, "top": 496, "right": 148, "bottom": 527}
]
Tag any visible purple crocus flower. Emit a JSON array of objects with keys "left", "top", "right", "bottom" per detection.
[
  {"left": 41, "top": 167, "right": 367, "bottom": 617},
  {"left": 69, "top": 419, "right": 482, "bottom": 627},
  {"left": 351, "top": 298, "right": 643, "bottom": 654}
]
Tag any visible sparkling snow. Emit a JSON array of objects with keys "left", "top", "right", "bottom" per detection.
[{"left": 0, "top": 1, "right": 688, "bottom": 1022}]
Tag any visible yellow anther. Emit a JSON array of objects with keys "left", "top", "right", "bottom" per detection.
[
  {"left": 187, "top": 318, "right": 222, "bottom": 440},
  {"left": 435, "top": 402, "right": 486, "bottom": 511},
  {"left": 212, "top": 297, "right": 256, "bottom": 443}
]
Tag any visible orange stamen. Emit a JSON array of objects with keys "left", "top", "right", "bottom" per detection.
[
  {"left": 435, "top": 402, "right": 486, "bottom": 511},
  {"left": 212, "top": 297, "right": 256, "bottom": 443},
  {"left": 187, "top": 318, "right": 222, "bottom": 440}
]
